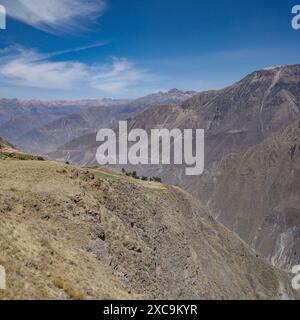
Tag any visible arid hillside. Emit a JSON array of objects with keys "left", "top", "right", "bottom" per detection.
[
  {"left": 0, "top": 156, "right": 298, "bottom": 300},
  {"left": 0, "top": 137, "right": 44, "bottom": 161},
  {"left": 207, "top": 120, "right": 300, "bottom": 270}
]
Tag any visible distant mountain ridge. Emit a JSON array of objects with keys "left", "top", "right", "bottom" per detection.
[
  {"left": 0, "top": 89, "right": 196, "bottom": 154},
  {"left": 51, "top": 65, "right": 300, "bottom": 167},
  {"left": 0, "top": 98, "right": 129, "bottom": 152}
]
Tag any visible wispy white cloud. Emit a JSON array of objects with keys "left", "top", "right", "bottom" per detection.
[
  {"left": 0, "top": 48, "right": 87, "bottom": 89},
  {"left": 0, "top": 46, "right": 157, "bottom": 94},
  {"left": 2, "top": 0, "right": 106, "bottom": 34},
  {"left": 90, "top": 57, "right": 155, "bottom": 93}
]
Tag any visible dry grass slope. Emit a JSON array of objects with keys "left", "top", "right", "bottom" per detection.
[
  {"left": 0, "top": 158, "right": 298, "bottom": 300},
  {"left": 0, "top": 138, "right": 44, "bottom": 161}
]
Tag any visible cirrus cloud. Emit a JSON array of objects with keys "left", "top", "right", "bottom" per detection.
[
  {"left": 90, "top": 58, "right": 153, "bottom": 93},
  {"left": 2, "top": 0, "right": 107, "bottom": 34},
  {"left": 0, "top": 46, "right": 158, "bottom": 95}
]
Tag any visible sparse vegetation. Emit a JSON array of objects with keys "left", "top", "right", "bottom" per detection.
[
  {"left": 0, "top": 139, "right": 44, "bottom": 161},
  {"left": 150, "top": 177, "right": 162, "bottom": 183},
  {"left": 122, "top": 168, "right": 162, "bottom": 183},
  {"left": 93, "top": 171, "right": 120, "bottom": 181},
  {"left": 0, "top": 151, "right": 44, "bottom": 161},
  {"left": 145, "top": 187, "right": 165, "bottom": 195}
]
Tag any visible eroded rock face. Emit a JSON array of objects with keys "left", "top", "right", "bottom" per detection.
[
  {"left": 0, "top": 160, "right": 297, "bottom": 300},
  {"left": 207, "top": 121, "right": 300, "bottom": 271}
]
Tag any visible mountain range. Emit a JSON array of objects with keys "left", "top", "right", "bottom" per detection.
[
  {"left": 46, "top": 65, "right": 300, "bottom": 271},
  {"left": 0, "top": 89, "right": 196, "bottom": 154}
]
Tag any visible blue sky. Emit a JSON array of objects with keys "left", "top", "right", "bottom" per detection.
[{"left": 0, "top": 0, "right": 299, "bottom": 99}]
